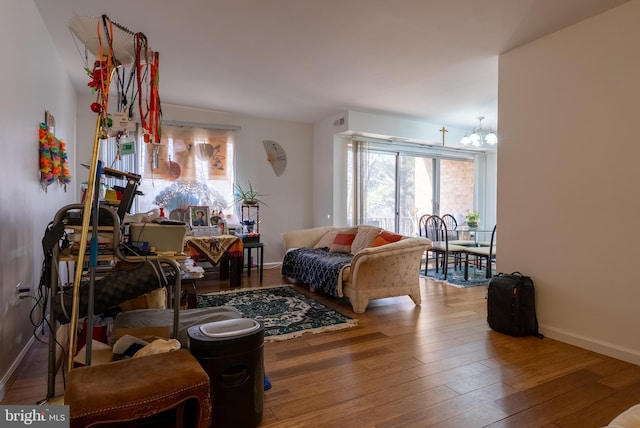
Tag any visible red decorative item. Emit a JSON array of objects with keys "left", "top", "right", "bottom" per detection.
[
  {"left": 90, "top": 102, "right": 102, "bottom": 113},
  {"left": 87, "top": 60, "right": 108, "bottom": 91}
]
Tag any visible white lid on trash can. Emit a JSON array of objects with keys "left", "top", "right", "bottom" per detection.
[{"left": 199, "top": 318, "right": 261, "bottom": 338}]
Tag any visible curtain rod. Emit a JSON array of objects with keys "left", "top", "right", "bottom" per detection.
[
  {"left": 161, "top": 120, "right": 241, "bottom": 132},
  {"left": 351, "top": 136, "right": 483, "bottom": 159}
]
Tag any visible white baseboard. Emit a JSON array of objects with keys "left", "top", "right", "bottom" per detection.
[
  {"left": 0, "top": 333, "right": 37, "bottom": 402},
  {"left": 263, "top": 262, "right": 282, "bottom": 268},
  {"left": 541, "top": 324, "right": 640, "bottom": 366}
]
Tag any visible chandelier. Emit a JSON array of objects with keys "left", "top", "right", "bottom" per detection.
[{"left": 460, "top": 116, "right": 498, "bottom": 147}]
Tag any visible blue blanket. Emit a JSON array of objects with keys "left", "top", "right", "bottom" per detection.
[{"left": 281, "top": 247, "right": 353, "bottom": 297}]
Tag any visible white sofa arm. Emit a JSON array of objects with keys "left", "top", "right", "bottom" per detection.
[
  {"left": 346, "top": 237, "right": 431, "bottom": 283},
  {"left": 281, "top": 226, "right": 335, "bottom": 252}
]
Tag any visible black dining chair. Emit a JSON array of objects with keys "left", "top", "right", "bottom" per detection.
[
  {"left": 418, "top": 214, "right": 431, "bottom": 273},
  {"left": 420, "top": 215, "right": 467, "bottom": 280},
  {"left": 463, "top": 224, "right": 497, "bottom": 280},
  {"left": 441, "top": 214, "right": 458, "bottom": 240}
]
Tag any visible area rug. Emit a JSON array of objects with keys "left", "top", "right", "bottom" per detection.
[
  {"left": 196, "top": 285, "right": 358, "bottom": 341},
  {"left": 423, "top": 266, "right": 490, "bottom": 287}
]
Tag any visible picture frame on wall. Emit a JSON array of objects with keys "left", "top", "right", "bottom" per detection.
[
  {"left": 45, "top": 110, "right": 55, "bottom": 135},
  {"left": 190, "top": 206, "right": 210, "bottom": 227}
]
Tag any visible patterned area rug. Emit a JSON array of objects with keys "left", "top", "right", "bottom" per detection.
[
  {"left": 424, "top": 266, "right": 490, "bottom": 287},
  {"left": 197, "top": 285, "right": 358, "bottom": 341}
]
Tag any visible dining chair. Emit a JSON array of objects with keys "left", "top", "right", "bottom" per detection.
[
  {"left": 421, "top": 215, "right": 467, "bottom": 280},
  {"left": 463, "top": 224, "right": 497, "bottom": 280},
  {"left": 418, "top": 214, "right": 431, "bottom": 273},
  {"left": 442, "top": 213, "right": 476, "bottom": 246},
  {"left": 441, "top": 214, "right": 458, "bottom": 240}
]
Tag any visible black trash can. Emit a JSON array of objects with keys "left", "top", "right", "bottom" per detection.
[{"left": 188, "top": 318, "right": 264, "bottom": 428}]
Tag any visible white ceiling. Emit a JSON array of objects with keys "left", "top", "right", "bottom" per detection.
[{"left": 33, "top": 0, "right": 628, "bottom": 131}]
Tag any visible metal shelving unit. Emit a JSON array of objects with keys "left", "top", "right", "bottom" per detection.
[{"left": 46, "top": 203, "right": 182, "bottom": 399}]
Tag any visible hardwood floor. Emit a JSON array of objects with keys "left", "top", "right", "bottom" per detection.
[{"left": 3, "top": 263, "right": 639, "bottom": 427}]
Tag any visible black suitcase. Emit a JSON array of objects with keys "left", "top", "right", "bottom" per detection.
[{"left": 487, "top": 272, "right": 543, "bottom": 338}]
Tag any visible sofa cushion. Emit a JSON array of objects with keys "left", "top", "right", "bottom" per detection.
[
  {"left": 314, "top": 230, "right": 338, "bottom": 249},
  {"left": 370, "top": 230, "right": 404, "bottom": 247},
  {"left": 330, "top": 227, "right": 358, "bottom": 253},
  {"left": 351, "top": 226, "right": 382, "bottom": 254}
]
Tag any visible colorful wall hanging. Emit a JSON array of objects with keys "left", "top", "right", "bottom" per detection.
[{"left": 39, "top": 122, "right": 72, "bottom": 192}]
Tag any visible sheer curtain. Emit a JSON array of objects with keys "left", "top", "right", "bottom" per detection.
[
  {"left": 100, "top": 124, "right": 236, "bottom": 220},
  {"left": 98, "top": 133, "right": 138, "bottom": 201}
]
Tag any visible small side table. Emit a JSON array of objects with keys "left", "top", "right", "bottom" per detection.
[{"left": 243, "top": 242, "right": 264, "bottom": 283}]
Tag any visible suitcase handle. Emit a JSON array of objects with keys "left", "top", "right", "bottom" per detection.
[{"left": 496, "top": 271, "right": 526, "bottom": 278}]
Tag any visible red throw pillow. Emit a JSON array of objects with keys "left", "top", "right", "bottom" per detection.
[
  {"left": 370, "top": 230, "right": 403, "bottom": 247},
  {"left": 329, "top": 227, "right": 358, "bottom": 253}
]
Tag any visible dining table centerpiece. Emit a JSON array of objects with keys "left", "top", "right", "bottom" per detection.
[{"left": 465, "top": 210, "right": 480, "bottom": 228}]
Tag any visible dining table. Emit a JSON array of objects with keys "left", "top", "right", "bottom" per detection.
[{"left": 455, "top": 227, "right": 495, "bottom": 246}]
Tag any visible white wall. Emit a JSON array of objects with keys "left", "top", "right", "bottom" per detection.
[
  {"left": 498, "top": 0, "right": 640, "bottom": 364},
  {"left": 0, "top": 0, "right": 76, "bottom": 400},
  {"left": 312, "top": 113, "right": 343, "bottom": 226},
  {"left": 346, "top": 110, "right": 467, "bottom": 144}
]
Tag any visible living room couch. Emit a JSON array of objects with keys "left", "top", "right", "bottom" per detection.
[{"left": 281, "top": 225, "right": 431, "bottom": 313}]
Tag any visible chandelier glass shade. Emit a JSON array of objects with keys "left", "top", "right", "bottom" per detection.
[{"left": 460, "top": 116, "right": 498, "bottom": 147}]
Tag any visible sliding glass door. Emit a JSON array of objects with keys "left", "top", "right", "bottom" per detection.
[
  {"left": 348, "top": 140, "right": 475, "bottom": 236},
  {"left": 439, "top": 158, "right": 474, "bottom": 225},
  {"left": 360, "top": 150, "right": 397, "bottom": 231},
  {"left": 398, "top": 155, "right": 433, "bottom": 236}
]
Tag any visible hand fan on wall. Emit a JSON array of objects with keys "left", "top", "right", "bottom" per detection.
[{"left": 263, "top": 140, "right": 287, "bottom": 176}]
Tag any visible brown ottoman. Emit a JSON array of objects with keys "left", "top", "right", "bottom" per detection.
[{"left": 65, "top": 349, "right": 210, "bottom": 428}]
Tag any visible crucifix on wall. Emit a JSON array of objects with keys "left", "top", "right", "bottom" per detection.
[{"left": 440, "top": 127, "right": 448, "bottom": 146}]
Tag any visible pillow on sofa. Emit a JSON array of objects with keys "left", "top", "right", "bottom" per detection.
[
  {"left": 314, "top": 230, "right": 339, "bottom": 249},
  {"left": 351, "top": 226, "right": 382, "bottom": 254},
  {"left": 370, "top": 230, "right": 404, "bottom": 247},
  {"left": 329, "top": 227, "right": 358, "bottom": 253}
]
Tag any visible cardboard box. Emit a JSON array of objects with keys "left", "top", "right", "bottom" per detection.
[
  {"left": 114, "top": 326, "right": 172, "bottom": 342},
  {"left": 129, "top": 223, "right": 187, "bottom": 253},
  {"left": 74, "top": 340, "right": 114, "bottom": 366}
]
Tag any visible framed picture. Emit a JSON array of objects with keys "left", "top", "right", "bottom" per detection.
[
  {"left": 45, "top": 110, "right": 55, "bottom": 136},
  {"left": 190, "top": 206, "right": 210, "bottom": 227}
]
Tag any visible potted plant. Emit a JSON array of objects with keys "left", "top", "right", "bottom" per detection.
[
  {"left": 232, "top": 181, "right": 268, "bottom": 206},
  {"left": 465, "top": 210, "right": 480, "bottom": 228}
]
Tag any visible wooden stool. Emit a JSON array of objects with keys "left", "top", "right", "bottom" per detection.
[{"left": 65, "top": 349, "right": 210, "bottom": 428}]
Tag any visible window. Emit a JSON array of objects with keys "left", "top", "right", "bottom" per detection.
[
  {"left": 348, "top": 139, "right": 477, "bottom": 235},
  {"left": 100, "top": 124, "right": 236, "bottom": 221}
]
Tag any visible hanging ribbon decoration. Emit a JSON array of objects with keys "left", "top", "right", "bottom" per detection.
[
  {"left": 135, "top": 33, "right": 149, "bottom": 141},
  {"left": 82, "top": 16, "right": 160, "bottom": 142},
  {"left": 133, "top": 34, "right": 162, "bottom": 144},
  {"left": 87, "top": 17, "right": 115, "bottom": 140},
  {"left": 149, "top": 51, "right": 161, "bottom": 143}
]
